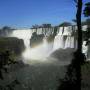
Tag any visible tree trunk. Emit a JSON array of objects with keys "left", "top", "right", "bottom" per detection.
[
  {"left": 76, "top": 0, "right": 82, "bottom": 53},
  {"left": 76, "top": 0, "right": 83, "bottom": 89},
  {"left": 57, "top": 1, "right": 85, "bottom": 90}
]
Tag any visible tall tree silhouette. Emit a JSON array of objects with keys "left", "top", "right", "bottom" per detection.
[
  {"left": 75, "top": 0, "right": 83, "bottom": 53},
  {"left": 57, "top": 0, "right": 85, "bottom": 90}
]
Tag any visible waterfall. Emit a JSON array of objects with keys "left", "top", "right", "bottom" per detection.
[
  {"left": 11, "top": 29, "right": 32, "bottom": 48},
  {"left": 7, "top": 25, "right": 89, "bottom": 61},
  {"left": 64, "top": 36, "right": 74, "bottom": 49},
  {"left": 53, "top": 35, "right": 65, "bottom": 50},
  {"left": 43, "top": 37, "right": 54, "bottom": 56},
  {"left": 70, "top": 36, "right": 75, "bottom": 48},
  {"left": 11, "top": 30, "right": 53, "bottom": 61},
  {"left": 11, "top": 29, "right": 32, "bottom": 60},
  {"left": 22, "top": 37, "right": 53, "bottom": 60},
  {"left": 53, "top": 26, "right": 75, "bottom": 51},
  {"left": 64, "top": 36, "right": 71, "bottom": 48},
  {"left": 11, "top": 27, "right": 75, "bottom": 61}
]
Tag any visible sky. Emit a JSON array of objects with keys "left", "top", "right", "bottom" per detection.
[{"left": 0, "top": 0, "right": 89, "bottom": 28}]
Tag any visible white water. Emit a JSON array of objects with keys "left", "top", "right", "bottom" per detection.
[
  {"left": 5, "top": 25, "right": 90, "bottom": 63},
  {"left": 11, "top": 29, "right": 32, "bottom": 48},
  {"left": 53, "top": 27, "right": 75, "bottom": 50},
  {"left": 11, "top": 30, "right": 53, "bottom": 62},
  {"left": 64, "top": 36, "right": 74, "bottom": 49},
  {"left": 11, "top": 28, "right": 75, "bottom": 61},
  {"left": 53, "top": 26, "right": 88, "bottom": 59},
  {"left": 53, "top": 35, "right": 64, "bottom": 50},
  {"left": 10, "top": 27, "right": 89, "bottom": 62},
  {"left": 22, "top": 37, "right": 53, "bottom": 61}
]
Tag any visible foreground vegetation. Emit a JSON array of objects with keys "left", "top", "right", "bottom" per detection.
[{"left": 81, "top": 61, "right": 90, "bottom": 90}]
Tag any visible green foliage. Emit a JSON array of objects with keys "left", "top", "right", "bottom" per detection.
[
  {"left": 2, "top": 26, "right": 12, "bottom": 30},
  {"left": 84, "top": 2, "right": 90, "bottom": 17},
  {"left": 59, "top": 22, "right": 72, "bottom": 27},
  {"left": 31, "top": 24, "right": 52, "bottom": 28}
]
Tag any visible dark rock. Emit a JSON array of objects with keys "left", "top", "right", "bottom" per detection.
[
  {"left": 0, "top": 37, "right": 25, "bottom": 55},
  {"left": 30, "top": 32, "right": 44, "bottom": 48}
]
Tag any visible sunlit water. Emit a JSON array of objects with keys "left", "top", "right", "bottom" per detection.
[
  {"left": 11, "top": 30, "right": 54, "bottom": 63},
  {"left": 53, "top": 27, "right": 75, "bottom": 50},
  {"left": 11, "top": 28, "right": 88, "bottom": 63}
]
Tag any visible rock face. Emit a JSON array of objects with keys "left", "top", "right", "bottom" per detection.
[
  {"left": 0, "top": 37, "right": 25, "bottom": 55},
  {"left": 50, "top": 48, "right": 75, "bottom": 64},
  {"left": 30, "top": 32, "right": 44, "bottom": 48}
]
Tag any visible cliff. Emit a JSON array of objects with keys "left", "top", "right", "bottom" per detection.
[{"left": 0, "top": 37, "right": 25, "bottom": 55}]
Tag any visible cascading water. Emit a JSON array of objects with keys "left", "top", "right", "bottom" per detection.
[
  {"left": 11, "top": 29, "right": 32, "bottom": 60},
  {"left": 70, "top": 36, "right": 75, "bottom": 48},
  {"left": 10, "top": 26, "right": 76, "bottom": 62},
  {"left": 43, "top": 37, "right": 54, "bottom": 56},
  {"left": 64, "top": 36, "right": 71, "bottom": 48},
  {"left": 53, "top": 26, "right": 75, "bottom": 51},
  {"left": 11, "top": 30, "right": 32, "bottom": 49},
  {"left": 11, "top": 30, "right": 53, "bottom": 62},
  {"left": 10, "top": 26, "right": 89, "bottom": 62},
  {"left": 5, "top": 25, "right": 90, "bottom": 62},
  {"left": 53, "top": 35, "right": 65, "bottom": 50},
  {"left": 64, "top": 36, "right": 74, "bottom": 49}
]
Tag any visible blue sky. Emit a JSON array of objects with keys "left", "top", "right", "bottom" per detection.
[{"left": 0, "top": 0, "right": 89, "bottom": 28}]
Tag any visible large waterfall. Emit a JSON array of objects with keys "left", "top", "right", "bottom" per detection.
[
  {"left": 11, "top": 29, "right": 53, "bottom": 61},
  {"left": 10, "top": 26, "right": 89, "bottom": 61},
  {"left": 11, "top": 27, "right": 75, "bottom": 61}
]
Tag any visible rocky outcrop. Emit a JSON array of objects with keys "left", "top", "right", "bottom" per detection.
[
  {"left": 0, "top": 37, "right": 25, "bottom": 55},
  {"left": 30, "top": 32, "right": 44, "bottom": 48}
]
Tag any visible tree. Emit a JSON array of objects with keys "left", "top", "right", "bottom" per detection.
[
  {"left": 42, "top": 24, "right": 52, "bottom": 28},
  {"left": 68, "top": 0, "right": 85, "bottom": 88},
  {"left": 83, "top": 2, "right": 90, "bottom": 40},
  {"left": 2, "top": 26, "right": 11, "bottom": 30},
  {"left": 57, "top": 0, "right": 85, "bottom": 90},
  {"left": 75, "top": 0, "right": 83, "bottom": 53},
  {"left": 59, "top": 22, "right": 72, "bottom": 27},
  {"left": 83, "top": 2, "right": 90, "bottom": 17},
  {"left": 32, "top": 24, "right": 39, "bottom": 29}
]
